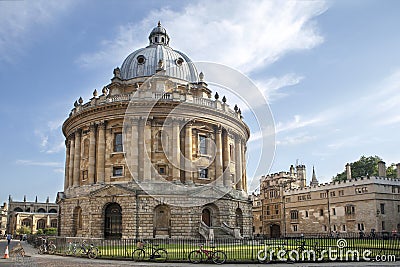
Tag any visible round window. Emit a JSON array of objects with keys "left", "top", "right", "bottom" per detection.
[
  {"left": 137, "top": 55, "right": 146, "bottom": 64},
  {"left": 176, "top": 57, "right": 184, "bottom": 66}
]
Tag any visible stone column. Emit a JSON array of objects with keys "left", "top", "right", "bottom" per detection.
[
  {"left": 172, "top": 119, "right": 181, "bottom": 182},
  {"left": 215, "top": 127, "right": 223, "bottom": 185},
  {"left": 130, "top": 118, "right": 139, "bottom": 180},
  {"left": 73, "top": 130, "right": 81, "bottom": 187},
  {"left": 96, "top": 122, "right": 106, "bottom": 183},
  {"left": 138, "top": 119, "right": 145, "bottom": 181},
  {"left": 235, "top": 135, "right": 243, "bottom": 190},
  {"left": 222, "top": 130, "right": 231, "bottom": 187},
  {"left": 143, "top": 119, "right": 152, "bottom": 181},
  {"left": 68, "top": 138, "right": 74, "bottom": 188},
  {"left": 185, "top": 123, "right": 193, "bottom": 183},
  {"left": 241, "top": 141, "right": 247, "bottom": 192},
  {"left": 64, "top": 139, "right": 70, "bottom": 191},
  {"left": 88, "top": 124, "right": 96, "bottom": 184}
]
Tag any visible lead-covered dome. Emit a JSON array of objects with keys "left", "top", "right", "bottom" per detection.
[{"left": 120, "top": 22, "right": 198, "bottom": 82}]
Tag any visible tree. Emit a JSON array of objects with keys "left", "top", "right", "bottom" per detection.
[
  {"left": 333, "top": 155, "right": 382, "bottom": 181},
  {"left": 16, "top": 226, "right": 31, "bottom": 235},
  {"left": 387, "top": 163, "right": 397, "bottom": 179},
  {"left": 44, "top": 228, "right": 57, "bottom": 236}
]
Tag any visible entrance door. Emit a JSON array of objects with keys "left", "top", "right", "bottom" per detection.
[
  {"left": 202, "top": 209, "right": 211, "bottom": 227},
  {"left": 270, "top": 224, "right": 280, "bottom": 238}
]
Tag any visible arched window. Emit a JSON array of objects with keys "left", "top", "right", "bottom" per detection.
[
  {"left": 37, "top": 208, "right": 46, "bottom": 213},
  {"left": 202, "top": 208, "right": 211, "bottom": 227},
  {"left": 37, "top": 219, "right": 46, "bottom": 230},
  {"left": 50, "top": 219, "right": 57, "bottom": 228},
  {"left": 14, "top": 207, "right": 23, "bottom": 212},
  {"left": 153, "top": 205, "right": 171, "bottom": 237},
  {"left": 104, "top": 203, "right": 122, "bottom": 239},
  {"left": 48, "top": 209, "right": 57, "bottom": 213},
  {"left": 83, "top": 138, "right": 89, "bottom": 158},
  {"left": 235, "top": 208, "right": 243, "bottom": 234},
  {"left": 73, "top": 206, "right": 82, "bottom": 236},
  {"left": 22, "top": 218, "right": 31, "bottom": 227}
]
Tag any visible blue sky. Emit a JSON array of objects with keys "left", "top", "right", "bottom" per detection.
[{"left": 1, "top": 0, "right": 399, "bottom": 202}]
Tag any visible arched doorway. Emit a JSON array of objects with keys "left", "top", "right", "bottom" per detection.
[
  {"left": 202, "top": 208, "right": 211, "bottom": 227},
  {"left": 104, "top": 203, "right": 122, "bottom": 239},
  {"left": 235, "top": 208, "right": 243, "bottom": 234},
  {"left": 153, "top": 205, "right": 171, "bottom": 237},
  {"left": 270, "top": 224, "right": 280, "bottom": 238}
]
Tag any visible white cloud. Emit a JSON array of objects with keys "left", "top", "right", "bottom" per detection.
[
  {"left": 16, "top": 160, "right": 63, "bottom": 167},
  {"left": 275, "top": 114, "right": 324, "bottom": 133},
  {"left": 34, "top": 119, "right": 65, "bottom": 154},
  {"left": 277, "top": 133, "right": 316, "bottom": 146},
  {"left": 77, "top": 0, "right": 327, "bottom": 74},
  {"left": 0, "top": 0, "right": 74, "bottom": 62},
  {"left": 255, "top": 74, "right": 304, "bottom": 102}
]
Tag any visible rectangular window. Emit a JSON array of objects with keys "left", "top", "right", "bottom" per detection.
[
  {"left": 266, "top": 205, "right": 270, "bottom": 216},
  {"left": 332, "top": 208, "right": 336, "bottom": 215},
  {"left": 330, "top": 191, "right": 336, "bottom": 197},
  {"left": 320, "top": 193, "right": 327, "bottom": 198},
  {"left": 274, "top": 204, "right": 279, "bottom": 215},
  {"left": 380, "top": 203, "right": 385, "bottom": 214},
  {"left": 199, "top": 135, "right": 207, "bottom": 154},
  {"left": 339, "top": 190, "right": 344, "bottom": 196},
  {"left": 345, "top": 205, "right": 355, "bottom": 215},
  {"left": 323, "top": 225, "right": 327, "bottom": 231},
  {"left": 358, "top": 223, "right": 364, "bottom": 231},
  {"left": 114, "top": 133, "right": 123, "bottom": 152},
  {"left": 342, "top": 225, "right": 346, "bottom": 231},
  {"left": 293, "top": 225, "right": 298, "bottom": 232},
  {"left": 320, "top": 209, "right": 324, "bottom": 216},
  {"left": 290, "top": 210, "right": 299, "bottom": 220},
  {"left": 305, "top": 210, "right": 309, "bottom": 218},
  {"left": 382, "top": 221, "right": 385, "bottom": 231},
  {"left": 112, "top": 166, "right": 123, "bottom": 177},
  {"left": 82, "top": 170, "right": 88, "bottom": 181},
  {"left": 199, "top": 168, "right": 208, "bottom": 179},
  {"left": 157, "top": 165, "right": 167, "bottom": 175}
]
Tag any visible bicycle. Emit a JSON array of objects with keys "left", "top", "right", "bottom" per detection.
[
  {"left": 9, "top": 242, "right": 25, "bottom": 260},
  {"left": 132, "top": 241, "right": 168, "bottom": 262},
  {"left": 188, "top": 244, "right": 227, "bottom": 264},
  {"left": 65, "top": 241, "right": 78, "bottom": 256},
  {"left": 77, "top": 240, "right": 99, "bottom": 259},
  {"left": 38, "top": 238, "right": 56, "bottom": 255}
]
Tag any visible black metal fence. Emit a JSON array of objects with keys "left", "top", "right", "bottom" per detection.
[{"left": 28, "top": 233, "right": 400, "bottom": 263}]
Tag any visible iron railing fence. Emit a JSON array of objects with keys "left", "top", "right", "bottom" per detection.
[{"left": 27, "top": 233, "right": 400, "bottom": 263}]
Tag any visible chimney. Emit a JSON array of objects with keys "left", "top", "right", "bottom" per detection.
[
  {"left": 346, "top": 163, "right": 352, "bottom": 180},
  {"left": 397, "top": 163, "right": 400, "bottom": 179},
  {"left": 289, "top": 165, "right": 295, "bottom": 176},
  {"left": 378, "top": 161, "right": 386, "bottom": 177}
]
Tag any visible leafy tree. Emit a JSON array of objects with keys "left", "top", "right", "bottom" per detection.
[
  {"left": 16, "top": 226, "right": 31, "bottom": 235},
  {"left": 387, "top": 163, "right": 397, "bottom": 178},
  {"left": 36, "top": 229, "right": 44, "bottom": 235},
  {"left": 333, "top": 155, "right": 382, "bottom": 181},
  {"left": 44, "top": 228, "right": 57, "bottom": 236}
]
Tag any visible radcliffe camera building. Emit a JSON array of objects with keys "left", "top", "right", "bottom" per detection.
[
  {"left": 57, "top": 23, "right": 252, "bottom": 239},
  {"left": 257, "top": 162, "right": 400, "bottom": 237}
]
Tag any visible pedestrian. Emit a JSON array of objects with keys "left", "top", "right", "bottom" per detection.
[{"left": 6, "top": 233, "right": 11, "bottom": 245}]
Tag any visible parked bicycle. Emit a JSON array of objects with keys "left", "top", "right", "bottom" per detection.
[
  {"left": 132, "top": 241, "right": 168, "bottom": 262},
  {"left": 38, "top": 237, "right": 56, "bottom": 255},
  {"left": 78, "top": 240, "right": 99, "bottom": 259},
  {"left": 188, "top": 244, "right": 227, "bottom": 264}
]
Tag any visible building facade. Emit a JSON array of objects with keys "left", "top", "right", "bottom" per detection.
[
  {"left": 57, "top": 22, "right": 252, "bottom": 239},
  {"left": 258, "top": 162, "right": 400, "bottom": 237},
  {"left": 251, "top": 193, "right": 262, "bottom": 236},
  {"left": 0, "top": 202, "right": 7, "bottom": 235},
  {"left": 7, "top": 196, "right": 59, "bottom": 235}
]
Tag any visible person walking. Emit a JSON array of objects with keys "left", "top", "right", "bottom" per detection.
[{"left": 6, "top": 234, "right": 11, "bottom": 245}]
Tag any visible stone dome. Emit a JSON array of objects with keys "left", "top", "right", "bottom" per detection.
[{"left": 120, "top": 22, "right": 198, "bottom": 82}]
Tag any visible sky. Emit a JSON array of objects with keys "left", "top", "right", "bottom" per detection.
[{"left": 1, "top": 0, "right": 400, "bottom": 203}]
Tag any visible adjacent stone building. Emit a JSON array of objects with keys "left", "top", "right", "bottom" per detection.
[
  {"left": 7, "top": 196, "right": 59, "bottom": 235},
  {"left": 258, "top": 162, "right": 400, "bottom": 237},
  {"left": 0, "top": 202, "right": 7, "bottom": 235},
  {"left": 57, "top": 22, "right": 252, "bottom": 239}
]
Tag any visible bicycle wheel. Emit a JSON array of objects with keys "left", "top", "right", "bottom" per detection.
[
  {"left": 257, "top": 249, "right": 272, "bottom": 263},
  {"left": 188, "top": 250, "right": 203, "bottom": 263},
  {"left": 153, "top": 248, "right": 167, "bottom": 262},
  {"left": 38, "top": 245, "right": 45, "bottom": 254},
  {"left": 88, "top": 247, "right": 99, "bottom": 259},
  {"left": 132, "top": 248, "right": 145, "bottom": 261},
  {"left": 212, "top": 250, "right": 227, "bottom": 264},
  {"left": 48, "top": 244, "right": 56, "bottom": 255}
]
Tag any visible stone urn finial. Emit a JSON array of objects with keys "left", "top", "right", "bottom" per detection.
[
  {"left": 222, "top": 96, "right": 226, "bottom": 103},
  {"left": 93, "top": 89, "right": 98, "bottom": 97},
  {"left": 78, "top": 97, "right": 83, "bottom": 104},
  {"left": 214, "top": 92, "right": 219, "bottom": 100},
  {"left": 199, "top": 72, "right": 204, "bottom": 82}
]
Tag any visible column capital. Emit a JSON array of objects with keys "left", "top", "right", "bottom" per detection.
[
  {"left": 97, "top": 121, "right": 107, "bottom": 129},
  {"left": 89, "top": 123, "right": 97, "bottom": 131}
]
